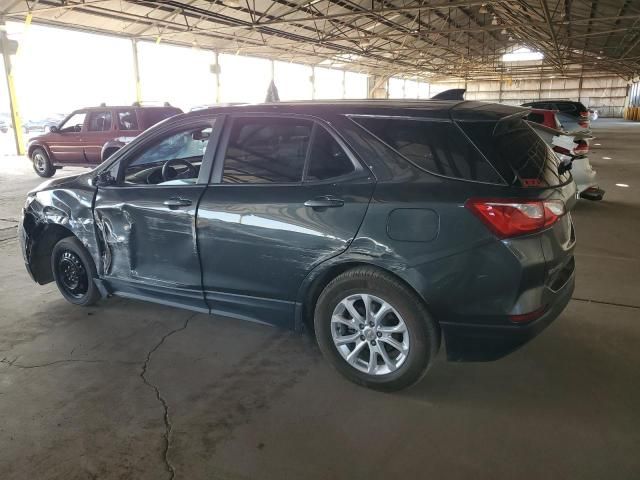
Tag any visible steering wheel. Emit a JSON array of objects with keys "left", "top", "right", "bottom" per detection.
[{"left": 162, "top": 158, "right": 197, "bottom": 182}]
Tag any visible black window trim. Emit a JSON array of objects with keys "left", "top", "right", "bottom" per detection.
[
  {"left": 99, "top": 115, "right": 223, "bottom": 189},
  {"left": 347, "top": 113, "right": 508, "bottom": 186},
  {"left": 210, "top": 112, "right": 365, "bottom": 187}
]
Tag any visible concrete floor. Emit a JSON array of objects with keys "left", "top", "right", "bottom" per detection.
[{"left": 1, "top": 120, "right": 639, "bottom": 479}]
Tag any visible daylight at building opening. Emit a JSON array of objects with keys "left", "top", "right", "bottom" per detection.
[{"left": 0, "top": 1, "right": 638, "bottom": 479}]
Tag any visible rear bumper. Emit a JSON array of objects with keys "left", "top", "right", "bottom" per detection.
[{"left": 441, "top": 269, "right": 575, "bottom": 361}]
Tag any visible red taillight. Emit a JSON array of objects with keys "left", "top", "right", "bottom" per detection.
[
  {"left": 579, "top": 111, "right": 589, "bottom": 118},
  {"left": 465, "top": 198, "right": 566, "bottom": 239},
  {"left": 573, "top": 140, "right": 589, "bottom": 155},
  {"left": 553, "top": 145, "right": 572, "bottom": 156},
  {"left": 578, "top": 120, "right": 589, "bottom": 128}
]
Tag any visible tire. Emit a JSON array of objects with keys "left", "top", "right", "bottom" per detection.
[
  {"left": 51, "top": 237, "right": 101, "bottom": 306},
  {"left": 31, "top": 148, "right": 55, "bottom": 178},
  {"left": 314, "top": 267, "right": 439, "bottom": 391}
]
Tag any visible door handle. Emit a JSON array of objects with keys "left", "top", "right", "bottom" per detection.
[
  {"left": 304, "top": 196, "right": 345, "bottom": 209},
  {"left": 163, "top": 198, "right": 192, "bottom": 209}
]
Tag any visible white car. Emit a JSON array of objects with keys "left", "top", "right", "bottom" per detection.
[{"left": 529, "top": 122, "right": 604, "bottom": 201}]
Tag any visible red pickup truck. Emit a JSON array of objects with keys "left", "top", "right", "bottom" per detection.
[{"left": 27, "top": 104, "right": 182, "bottom": 177}]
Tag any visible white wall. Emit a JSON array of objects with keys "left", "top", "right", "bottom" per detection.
[{"left": 431, "top": 75, "right": 628, "bottom": 117}]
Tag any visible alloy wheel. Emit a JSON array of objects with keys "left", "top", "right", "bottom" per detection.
[
  {"left": 331, "top": 293, "right": 410, "bottom": 375},
  {"left": 33, "top": 152, "right": 47, "bottom": 173}
]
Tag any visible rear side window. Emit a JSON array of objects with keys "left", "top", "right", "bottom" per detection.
[
  {"left": 526, "top": 112, "right": 545, "bottom": 124},
  {"left": 352, "top": 117, "right": 503, "bottom": 184},
  {"left": 459, "top": 116, "right": 571, "bottom": 187},
  {"left": 306, "top": 127, "right": 354, "bottom": 181},
  {"left": 87, "top": 111, "right": 112, "bottom": 132},
  {"left": 222, "top": 117, "right": 312, "bottom": 184}
]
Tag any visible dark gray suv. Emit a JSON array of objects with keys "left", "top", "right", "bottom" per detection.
[{"left": 19, "top": 100, "right": 576, "bottom": 391}]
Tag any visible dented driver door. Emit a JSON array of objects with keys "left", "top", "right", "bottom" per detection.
[{"left": 93, "top": 117, "right": 221, "bottom": 313}]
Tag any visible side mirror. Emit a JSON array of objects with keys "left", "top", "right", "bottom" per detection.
[
  {"left": 49, "top": 125, "right": 59, "bottom": 133},
  {"left": 92, "top": 170, "right": 116, "bottom": 187}
]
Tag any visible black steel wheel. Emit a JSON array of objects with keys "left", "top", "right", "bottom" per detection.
[{"left": 51, "top": 237, "right": 101, "bottom": 306}]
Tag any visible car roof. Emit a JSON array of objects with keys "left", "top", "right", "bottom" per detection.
[
  {"left": 76, "top": 105, "right": 180, "bottom": 112},
  {"left": 524, "top": 100, "right": 580, "bottom": 104},
  {"left": 181, "top": 100, "right": 527, "bottom": 122}
]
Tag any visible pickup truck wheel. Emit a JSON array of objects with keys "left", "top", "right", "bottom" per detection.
[
  {"left": 314, "top": 267, "right": 438, "bottom": 391},
  {"left": 32, "top": 148, "right": 55, "bottom": 178},
  {"left": 51, "top": 237, "right": 101, "bottom": 306}
]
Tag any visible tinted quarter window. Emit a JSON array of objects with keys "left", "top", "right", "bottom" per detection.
[
  {"left": 117, "top": 110, "right": 139, "bottom": 131},
  {"left": 87, "top": 111, "right": 112, "bottom": 132},
  {"left": 222, "top": 117, "right": 312, "bottom": 184},
  {"left": 352, "top": 117, "right": 502, "bottom": 184},
  {"left": 459, "top": 116, "right": 571, "bottom": 187},
  {"left": 526, "top": 112, "right": 545, "bottom": 124},
  {"left": 139, "top": 108, "right": 182, "bottom": 129},
  {"left": 306, "top": 127, "right": 354, "bottom": 181}
]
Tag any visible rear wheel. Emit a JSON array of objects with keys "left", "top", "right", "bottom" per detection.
[
  {"left": 31, "top": 148, "right": 55, "bottom": 178},
  {"left": 314, "top": 267, "right": 438, "bottom": 391},
  {"left": 51, "top": 237, "right": 101, "bottom": 306}
]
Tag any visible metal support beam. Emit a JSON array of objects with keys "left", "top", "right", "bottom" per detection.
[{"left": 0, "top": 24, "right": 24, "bottom": 155}]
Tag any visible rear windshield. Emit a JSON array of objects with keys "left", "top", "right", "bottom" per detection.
[
  {"left": 139, "top": 108, "right": 181, "bottom": 129},
  {"left": 458, "top": 115, "right": 571, "bottom": 187},
  {"left": 351, "top": 117, "right": 503, "bottom": 184}
]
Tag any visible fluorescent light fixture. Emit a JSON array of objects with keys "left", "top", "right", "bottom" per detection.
[
  {"left": 616, "top": 183, "right": 629, "bottom": 188},
  {"left": 479, "top": 4, "right": 489, "bottom": 14},
  {"left": 502, "top": 48, "right": 543, "bottom": 62},
  {"left": 603, "top": 156, "right": 612, "bottom": 160}
]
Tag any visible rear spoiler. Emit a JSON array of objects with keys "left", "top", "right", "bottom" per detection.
[{"left": 431, "top": 89, "right": 466, "bottom": 100}]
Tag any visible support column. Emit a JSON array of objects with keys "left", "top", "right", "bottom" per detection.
[
  {"left": 367, "top": 74, "right": 388, "bottom": 99},
  {"left": 0, "top": 24, "right": 24, "bottom": 155},
  {"left": 214, "top": 52, "right": 221, "bottom": 103},
  {"left": 131, "top": 39, "right": 142, "bottom": 104}
]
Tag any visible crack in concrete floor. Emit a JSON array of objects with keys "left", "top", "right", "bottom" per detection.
[{"left": 139, "top": 312, "right": 196, "bottom": 480}]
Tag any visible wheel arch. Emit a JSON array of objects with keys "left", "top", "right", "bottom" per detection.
[
  {"left": 28, "top": 142, "right": 53, "bottom": 160},
  {"left": 28, "top": 222, "right": 76, "bottom": 285},
  {"left": 295, "top": 258, "right": 440, "bottom": 345}
]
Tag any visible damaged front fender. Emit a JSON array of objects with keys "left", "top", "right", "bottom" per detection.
[{"left": 19, "top": 174, "right": 99, "bottom": 284}]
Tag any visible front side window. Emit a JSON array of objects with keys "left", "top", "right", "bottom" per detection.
[
  {"left": 87, "top": 111, "right": 113, "bottom": 132},
  {"left": 306, "top": 127, "right": 354, "bottom": 181},
  {"left": 59, "top": 112, "right": 86, "bottom": 133},
  {"left": 222, "top": 117, "right": 312, "bottom": 184},
  {"left": 352, "top": 117, "right": 503, "bottom": 184},
  {"left": 122, "top": 124, "right": 213, "bottom": 185},
  {"left": 117, "top": 110, "right": 139, "bottom": 131}
]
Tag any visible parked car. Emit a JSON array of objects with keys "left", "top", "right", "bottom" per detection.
[
  {"left": 521, "top": 100, "right": 590, "bottom": 120},
  {"left": 20, "top": 101, "right": 576, "bottom": 391},
  {"left": 528, "top": 122, "right": 604, "bottom": 201},
  {"left": 525, "top": 108, "right": 563, "bottom": 130},
  {"left": 556, "top": 111, "right": 590, "bottom": 133},
  {"left": 21, "top": 115, "right": 65, "bottom": 134},
  {"left": 27, "top": 104, "right": 182, "bottom": 178},
  {"left": 0, "top": 119, "right": 7, "bottom": 134}
]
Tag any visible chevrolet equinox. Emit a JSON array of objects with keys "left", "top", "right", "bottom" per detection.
[{"left": 19, "top": 100, "right": 576, "bottom": 391}]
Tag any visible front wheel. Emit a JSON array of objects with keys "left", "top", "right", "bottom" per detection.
[
  {"left": 314, "top": 267, "right": 439, "bottom": 391},
  {"left": 51, "top": 237, "right": 101, "bottom": 306},
  {"left": 31, "top": 148, "right": 55, "bottom": 178}
]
